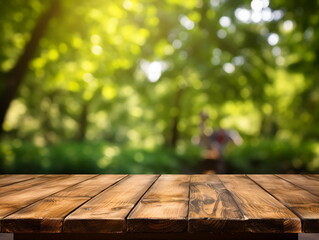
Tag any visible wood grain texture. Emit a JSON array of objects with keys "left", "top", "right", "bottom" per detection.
[
  {"left": 2, "top": 197, "right": 89, "bottom": 233},
  {"left": 276, "top": 174, "right": 319, "bottom": 197},
  {"left": 0, "top": 175, "right": 39, "bottom": 187},
  {"left": 249, "top": 174, "right": 319, "bottom": 233},
  {"left": 64, "top": 175, "right": 158, "bottom": 233},
  {"left": 219, "top": 175, "right": 301, "bottom": 233},
  {"left": 1, "top": 175, "right": 126, "bottom": 233},
  {"left": 188, "top": 175, "right": 244, "bottom": 232},
  {"left": 1, "top": 174, "right": 318, "bottom": 235},
  {"left": 0, "top": 175, "right": 94, "bottom": 220},
  {"left": 127, "top": 175, "right": 190, "bottom": 232},
  {"left": 0, "top": 175, "right": 94, "bottom": 198},
  {"left": 0, "top": 175, "right": 61, "bottom": 197},
  {"left": 303, "top": 175, "right": 319, "bottom": 181},
  {"left": 53, "top": 175, "right": 127, "bottom": 198}
]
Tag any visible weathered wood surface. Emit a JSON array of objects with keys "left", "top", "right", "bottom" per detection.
[
  {"left": 276, "top": 174, "right": 319, "bottom": 197},
  {"left": 0, "top": 175, "right": 39, "bottom": 187},
  {"left": 53, "top": 175, "right": 127, "bottom": 198},
  {"left": 64, "top": 175, "right": 158, "bottom": 233},
  {"left": 0, "top": 175, "right": 95, "bottom": 220},
  {"left": 218, "top": 175, "right": 301, "bottom": 233},
  {"left": 3, "top": 197, "right": 89, "bottom": 233},
  {"left": 249, "top": 174, "right": 319, "bottom": 233},
  {"left": 127, "top": 175, "right": 190, "bottom": 232},
  {"left": 304, "top": 174, "right": 319, "bottom": 181},
  {"left": 188, "top": 175, "right": 244, "bottom": 232},
  {"left": 2, "top": 175, "right": 126, "bottom": 233},
  {"left": 0, "top": 174, "right": 318, "bottom": 234}
]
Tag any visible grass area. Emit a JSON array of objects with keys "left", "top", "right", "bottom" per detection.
[
  {"left": 1, "top": 139, "right": 318, "bottom": 174},
  {"left": 225, "top": 140, "right": 319, "bottom": 173},
  {"left": 0, "top": 141, "right": 200, "bottom": 174}
]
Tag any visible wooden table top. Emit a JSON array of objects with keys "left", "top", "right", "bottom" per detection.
[{"left": 0, "top": 174, "right": 318, "bottom": 234}]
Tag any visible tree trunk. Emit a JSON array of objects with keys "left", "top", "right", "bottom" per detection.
[
  {"left": 0, "top": 0, "right": 60, "bottom": 137},
  {"left": 76, "top": 102, "right": 89, "bottom": 141},
  {"left": 169, "top": 88, "right": 184, "bottom": 149}
]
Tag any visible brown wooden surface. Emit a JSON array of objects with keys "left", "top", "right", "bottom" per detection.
[
  {"left": 0, "top": 175, "right": 39, "bottom": 187},
  {"left": 2, "top": 175, "right": 126, "bottom": 233},
  {"left": 127, "top": 175, "right": 190, "bottom": 232},
  {"left": 64, "top": 175, "right": 158, "bottom": 233},
  {"left": 249, "top": 174, "right": 319, "bottom": 233},
  {"left": 219, "top": 175, "right": 301, "bottom": 233},
  {"left": 3, "top": 197, "right": 89, "bottom": 233},
  {"left": 304, "top": 175, "right": 319, "bottom": 181},
  {"left": 0, "top": 175, "right": 62, "bottom": 197},
  {"left": 276, "top": 174, "right": 319, "bottom": 197},
  {"left": 53, "top": 175, "right": 127, "bottom": 198},
  {"left": 0, "top": 174, "right": 318, "bottom": 234},
  {"left": 188, "top": 175, "right": 244, "bottom": 232},
  {"left": 0, "top": 175, "right": 94, "bottom": 222}
]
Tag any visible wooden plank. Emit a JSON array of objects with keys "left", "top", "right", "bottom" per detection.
[
  {"left": 0, "top": 175, "right": 94, "bottom": 197},
  {"left": 0, "top": 175, "right": 95, "bottom": 220},
  {"left": 277, "top": 174, "right": 319, "bottom": 196},
  {"left": 64, "top": 175, "right": 158, "bottom": 233},
  {"left": 304, "top": 175, "right": 319, "bottom": 181},
  {"left": 0, "top": 175, "right": 61, "bottom": 197},
  {"left": 127, "top": 175, "right": 190, "bottom": 232},
  {"left": 2, "top": 197, "right": 88, "bottom": 233},
  {"left": 2, "top": 175, "right": 126, "bottom": 233},
  {"left": 53, "top": 175, "right": 127, "bottom": 198},
  {"left": 249, "top": 175, "right": 319, "bottom": 233},
  {"left": 219, "top": 175, "right": 301, "bottom": 233},
  {"left": 188, "top": 175, "right": 244, "bottom": 232},
  {"left": 0, "top": 175, "right": 39, "bottom": 187}
]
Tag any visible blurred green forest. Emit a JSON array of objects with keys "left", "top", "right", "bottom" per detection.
[{"left": 1, "top": 0, "right": 319, "bottom": 173}]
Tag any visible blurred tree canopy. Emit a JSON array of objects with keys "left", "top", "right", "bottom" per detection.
[{"left": 0, "top": 0, "right": 319, "bottom": 173}]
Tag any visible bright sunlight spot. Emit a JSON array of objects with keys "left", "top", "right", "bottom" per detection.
[
  {"left": 141, "top": 60, "right": 168, "bottom": 82},
  {"left": 179, "top": 15, "right": 195, "bottom": 30},
  {"left": 91, "top": 45, "right": 103, "bottom": 55},
  {"left": 235, "top": 0, "right": 283, "bottom": 24},
  {"left": 235, "top": 8, "right": 251, "bottom": 23},
  {"left": 219, "top": 16, "right": 231, "bottom": 28},
  {"left": 268, "top": 33, "right": 279, "bottom": 46},
  {"left": 223, "top": 63, "right": 235, "bottom": 74},
  {"left": 251, "top": 0, "right": 269, "bottom": 11},
  {"left": 282, "top": 20, "right": 294, "bottom": 32}
]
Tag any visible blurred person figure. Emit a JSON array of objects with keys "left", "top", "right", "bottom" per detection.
[{"left": 199, "top": 112, "right": 242, "bottom": 173}]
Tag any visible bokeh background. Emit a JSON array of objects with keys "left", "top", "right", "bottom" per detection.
[{"left": 1, "top": 0, "right": 319, "bottom": 174}]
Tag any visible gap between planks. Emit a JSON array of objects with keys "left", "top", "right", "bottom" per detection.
[
  {"left": 123, "top": 174, "right": 161, "bottom": 222},
  {"left": 2, "top": 175, "right": 318, "bottom": 234},
  {"left": 219, "top": 175, "right": 301, "bottom": 233},
  {"left": 275, "top": 174, "right": 319, "bottom": 197},
  {"left": 188, "top": 174, "right": 246, "bottom": 233},
  {"left": 127, "top": 175, "right": 191, "bottom": 233},
  {"left": 63, "top": 175, "right": 159, "bottom": 233},
  {"left": 0, "top": 175, "right": 41, "bottom": 188},
  {"left": 1, "top": 175, "right": 127, "bottom": 233},
  {"left": 0, "top": 175, "right": 97, "bottom": 222},
  {"left": 247, "top": 174, "right": 319, "bottom": 233}
]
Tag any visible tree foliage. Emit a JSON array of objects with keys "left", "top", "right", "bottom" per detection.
[{"left": 1, "top": 0, "right": 319, "bottom": 173}]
